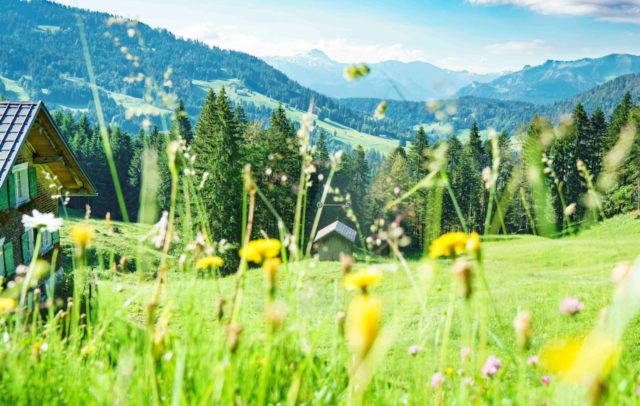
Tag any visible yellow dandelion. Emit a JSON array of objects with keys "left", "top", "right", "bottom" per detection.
[
  {"left": 195, "top": 255, "right": 224, "bottom": 270},
  {"left": 346, "top": 295, "right": 381, "bottom": 358},
  {"left": 262, "top": 257, "right": 281, "bottom": 279},
  {"left": 446, "top": 367, "right": 454, "bottom": 375},
  {"left": 540, "top": 332, "right": 620, "bottom": 384},
  {"left": 70, "top": 225, "right": 95, "bottom": 250},
  {"left": 344, "top": 268, "right": 382, "bottom": 292},
  {"left": 239, "top": 239, "right": 281, "bottom": 264},
  {"left": 0, "top": 297, "right": 16, "bottom": 313},
  {"left": 429, "top": 232, "right": 469, "bottom": 259}
]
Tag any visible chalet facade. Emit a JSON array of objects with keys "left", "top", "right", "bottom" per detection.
[
  {"left": 313, "top": 220, "right": 357, "bottom": 261},
  {"left": 0, "top": 101, "right": 95, "bottom": 277}
]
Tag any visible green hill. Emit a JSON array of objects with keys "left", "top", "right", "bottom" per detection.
[{"left": 0, "top": 0, "right": 404, "bottom": 152}]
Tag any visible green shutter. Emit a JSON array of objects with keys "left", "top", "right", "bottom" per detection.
[
  {"left": 21, "top": 232, "right": 31, "bottom": 264},
  {"left": 0, "top": 181, "right": 8, "bottom": 210},
  {"left": 7, "top": 174, "right": 15, "bottom": 208},
  {"left": 28, "top": 166, "right": 37, "bottom": 198},
  {"left": 52, "top": 231, "right": 60, "bottom": 244},
  {"left": 3, "top": 242, "right": 15, "bottom": 277}
]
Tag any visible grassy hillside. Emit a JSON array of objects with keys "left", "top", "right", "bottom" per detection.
[
  {"left": 193, "top": 79, "right": 401, "bottom": 153},
  {"left": 47, "top": 212, "right": 640, "bottom": 404}
]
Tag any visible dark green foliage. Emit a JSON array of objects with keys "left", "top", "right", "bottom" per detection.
[
  {"left": 170, "top": 100, "right": 194, "bottom": 143},
  {"left": 191, "top": 89, "right": 243, "bottom": 272}
]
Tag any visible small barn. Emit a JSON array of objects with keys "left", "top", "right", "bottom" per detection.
[{"left": 313, "top": 220, "right": 356, "bottom": 261}]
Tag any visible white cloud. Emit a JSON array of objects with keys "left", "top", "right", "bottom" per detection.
[
  {"left": 469, "top": 0, "right": 640, "bottom": 23},
  {"left": 175, "top": 23, "right": 429, "bottom": 64},
  {"left": 485, "top": 39, "right": 551, "bottom": 54}
]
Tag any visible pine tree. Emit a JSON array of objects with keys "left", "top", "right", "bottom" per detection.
[
  {"left": 351, "top": 146, "right": 370, "bottom": 230},
  {"left": 192, "top": 88, "right": 243, "bottom": 271},
  {"left": 607, "top": 91, "right": 633, "bottom": 149},
  {"left": 468, "top": 120, "right": 485, "bottom": 170},
  {"left": 259, "top": 104, "right": 301, "bottom": 234},
  {"left": 408, "top": 126, "right": 429, "bottom": 179},
  {"left": 407, "top": 126, "right": 430, "bottom": 249},
  {"left": 170, "top": 100, "right": 193, "bottom": 143},
  {"left": 587, "top": 107, "right": 607, "bottom": 177}
]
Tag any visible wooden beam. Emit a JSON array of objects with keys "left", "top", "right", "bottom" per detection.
[{"left": 34, "top": 156, "right": 64, "bottom": 164}]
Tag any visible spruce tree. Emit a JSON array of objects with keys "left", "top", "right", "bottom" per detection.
[
  {"left": 587, "top": 107, "right": 607, "bottom": 177},
  {"left": 468, "top": 120, "right": 485, "bottom": 170},
  {"left": 260, "top": 104, "right": 301, "bottom": 234},
  {"left": 408, "top": 126, "right": 429, "bottom": 179},
  {"left": 192, "top": 88, "right": 243, "bottom": 271},
  {"left": 170, "top": 100, "right": 193, "bottom": 143}
]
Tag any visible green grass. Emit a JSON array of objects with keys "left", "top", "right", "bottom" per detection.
[
  {"left": 0, "top": 75, "right": 30, "bottom": 101},
  {"left": 193, "top": 79, "right": 400, "bottom": 153},
  {"left": 32, "top": 212, "right": 637, "bottom": 404}
]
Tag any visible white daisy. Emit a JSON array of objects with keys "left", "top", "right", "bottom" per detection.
[{"left": 21, "top": 210, "right": 63, "bottom": 232}]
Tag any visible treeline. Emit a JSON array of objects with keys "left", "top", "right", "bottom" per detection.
[{"left": 53, "top": 90, "right": 639, "bottom": 268}]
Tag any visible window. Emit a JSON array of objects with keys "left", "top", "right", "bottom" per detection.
[
  {"left": 12, "top": 163, "right": 30, "bottom": 206},
  {"left": 22, "top": 229, "right": 35, "bottom": 264}
]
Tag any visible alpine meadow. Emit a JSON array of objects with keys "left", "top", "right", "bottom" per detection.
[{"left": 2, "top": 0, "right": 640, "bottom": 405}]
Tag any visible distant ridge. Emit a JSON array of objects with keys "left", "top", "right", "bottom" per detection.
[
  {"left": 457, "top": 54, "right": 640, "bottom": 104},
  {"left": 264, "top": 50, "right": 499, "bottom": 101}
]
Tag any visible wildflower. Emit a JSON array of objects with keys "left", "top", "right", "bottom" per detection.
[
  {"left": 344, "top": 268, "right": 382, "bottom": 293},
  {"left": 452, "top": 259, "right": 473, "bottom": 299},
  {"left": 541, "top": 375, "right": 551, "bottom": 385},
  {"left": 429, "top": 232, "right": 468, "bottom": 259},
  {"left": 513, "top": 310, "right": 533, "bottom": 349},
  {"left": 346, "top": 295, "right": 381, "bottom": 359},
  {"left": 560, "top": 296, "right": 584, "bottom": 315},
  {"left": 239, "top": 239, "right": 281, "bottom": 264},
  {"left": 431, "top": 372, "right": 445, "bottom": 389},
  {"left": 0, "top": 298, "right": 16, "bottom": 313},
  {"left": 374, "top": 100, "right": 387, "bottom": 120},
  {"left": 21, "top": 210, "right": 63, "bottom": 232},
  {"left": 482, "top": 355, "right": 501, "bottom": 378},
  {"left": 195, "top": 255, "right": 224, "bottom": 270},
  {"left": 70, "top": 225, "right": 95, "bottom": 251},
  {"left": 150, "top": 211, "right": 170, "bottom": 249},
  {"left": 541, "top": 332, "right": 620, "bottom": 385},
  {"left": 407, "top": 344, "right": 421, "bottom": 357},
  {"left": 343, "top": 63, "right": 370, "bottom": 81},
  {"left": 460, "top": 347, "right": 472, "bottom": 362},
  {"left": 564, "top": 203, "right": 577, "bottom": 217},
  {"left": 446, "top": 367, "right": 454, "bottom": 375},
  {"left": 527, "top": 355, "right": 539, "bottom": 366}
]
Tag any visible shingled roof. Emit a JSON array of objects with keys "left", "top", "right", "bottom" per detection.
[
  {"left": 313, "top": 220, "right": 357, "bottom": 243},
  {"left": 0, "top": 101, "right": 95, "bottom": 195}
]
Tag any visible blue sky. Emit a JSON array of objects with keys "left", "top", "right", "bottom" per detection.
[{"left": 55, "top": 0, "right": 640, "bottom": 73}]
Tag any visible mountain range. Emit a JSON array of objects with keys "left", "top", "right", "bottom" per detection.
[
  {"left": 457, "top": 54, "right": 640, "bottom": 104},
  {"left": 264, "top": 49, "right": 499, "bottom": 101}
]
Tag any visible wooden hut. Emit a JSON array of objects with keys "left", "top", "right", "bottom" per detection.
[{"left": 313, "top": 221, "right": 356, "bottom": 261}]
